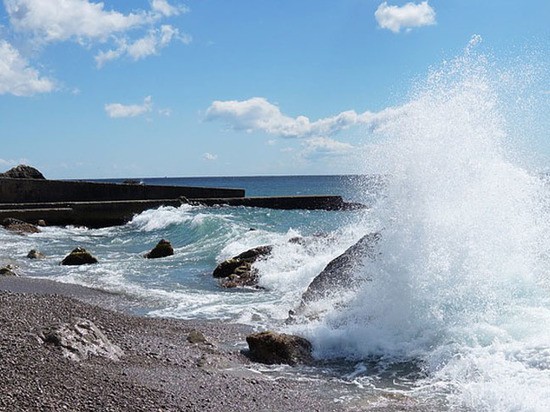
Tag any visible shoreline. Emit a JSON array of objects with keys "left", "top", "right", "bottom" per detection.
[{"left": 1, "top": 276, "right": 344, "bottom": 411}]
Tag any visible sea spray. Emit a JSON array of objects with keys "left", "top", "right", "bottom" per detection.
[{"left": 300, "top": 37, "right": 550, "bottom": 410}]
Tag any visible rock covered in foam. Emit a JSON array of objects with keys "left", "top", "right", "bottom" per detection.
[
  {"left": 212, "top": 245, "right": 272, "bottom": 288},
  {"left": 145, "top": 239, "right": 174, "bottom": 259},
  {"left": 288, "top": 232, "right": 381, "bottom": 322},
  {"left": 246, "top": 331, "right": 313, "bottom": 365},
  {"left": 38, "top": 318, "right": 123, "bottom": 361},
  {"left": 61, "top": 247, "right": 98, "bottom": 265}
]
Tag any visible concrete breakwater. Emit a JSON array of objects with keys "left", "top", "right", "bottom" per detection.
[{"left": 0, "top": 178, "right": 361, "bottom": 228}]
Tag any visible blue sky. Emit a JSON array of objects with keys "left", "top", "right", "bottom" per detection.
[{"left": 1, "top": 0, "right": 549, "bottom": 179}]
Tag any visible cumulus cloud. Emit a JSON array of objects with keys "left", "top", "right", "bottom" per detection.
[
  {"left": 105, "top": 95, "right": 152, "bottom": 118},
  {"left": 205, "top": 97, "right": 403, "bottom": 139},
  {"left": 203, "top": 152, "right": 218, "bottom": 161},
  {"left": 4, "top": 0, "right": 190, "bottom": 67},
  {"left": 205, "top": 97, "right": 376, "bottom": 138},
  {"left": 0, "top": 39, "right": 55, "bottom": 96},
  {"left": 4, "top": 0, "right": 148, "bottom": 43},
  {"left": 375, "top": 1, "right": 436, "bottom": 33},
  {"left": 95, "top": 25, "right": 190, "bottom": 67}
]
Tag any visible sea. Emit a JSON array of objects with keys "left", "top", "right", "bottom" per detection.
[{"left": 2, "top": 38, "right": 550, "bottom": 411}]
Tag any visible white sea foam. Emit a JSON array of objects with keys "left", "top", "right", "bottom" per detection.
[{"left": 300, "top": 38, "right": 550, "bottom": 410}]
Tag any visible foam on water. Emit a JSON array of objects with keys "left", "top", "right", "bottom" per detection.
[{"left": 297, "top": 37, "right": 550, "bottom": 410}]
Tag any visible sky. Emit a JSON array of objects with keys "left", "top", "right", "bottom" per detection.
[{"left": 0, "top": 0, "right": 549, "bottom": 179}]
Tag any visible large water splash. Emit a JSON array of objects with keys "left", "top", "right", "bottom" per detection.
[{"left": 304, "top": 37, "right": 550, "bottom": 410}]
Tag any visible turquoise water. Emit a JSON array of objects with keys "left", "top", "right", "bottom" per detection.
[{"left": 1, "top": 175, "right": 372, "bottom": 322}]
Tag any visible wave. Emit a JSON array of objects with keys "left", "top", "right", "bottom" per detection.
[{"left": 296, "top": 37, "right": 550, "bottom": 410}]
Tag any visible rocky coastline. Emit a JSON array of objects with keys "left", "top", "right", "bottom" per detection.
[{"left": 0, "top": 276, "right": 343, "bottom": 412}]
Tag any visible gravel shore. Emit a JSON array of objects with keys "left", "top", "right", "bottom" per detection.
[{"left": 0, "top": 277, "right": 343, "bottom": 411}]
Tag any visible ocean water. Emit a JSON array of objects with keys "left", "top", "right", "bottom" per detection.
[{"left": 2, "top": 37, "right": 550, "bottom": 411}]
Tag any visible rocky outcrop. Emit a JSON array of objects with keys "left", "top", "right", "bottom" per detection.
[
  {"left": 246, "top": 331, "right": 313, "bottom": 365},
  {"left": 213, "top": 246, "right": 272, "bottom": 288},
  {"left": 1, "top": 218, "right": 41, "bottom": 234},
  {"left": 0, "top": 265, "right": 18, "bottom": 276},
  {"left": 145, "top": 239, "right": 174, "bottom": 259},
  {"left": 61, "top": 248, "right": 98, "bottom": 265},
  {"left": 288, "top": 232, "right": 381, "bottom": 322},
  {"left": 38, "top": 318, "right": 123, "bottom": 361},
  {"left": 0, "top": 164, "right": 46, "bottom": 179},
  {"left": 27, "top": 249, "right": 46, "bottom": 259}
]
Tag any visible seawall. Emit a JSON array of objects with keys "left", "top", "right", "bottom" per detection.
[{"left": 0, "top": 178, "right": 244, "bottom": 203}]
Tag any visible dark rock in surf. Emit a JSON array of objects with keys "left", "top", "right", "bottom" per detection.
[
  {"left": 27, "top": 249, "right": 46, "bottom": 259},
  {"left": 2, "top": 218, "right": 41, "bottom": 234},
  {"left": 289, "top": 232, "right": 381, "bottom": 322},
  {"left": 246, "top": 331, "right": 313, "bottom": 365},
  {"left": 38, "top": 318, "right": 123, "bottom": 361},
  {"left": 0, "top": 164, "right": 46, "bottom": 179},
  {"left": 213, "top": 245, "right": 272, "bottom": 288},
  {"left": 0, "top": 265, "right": 18, "bottom": 276},
  {"left": 145, "top": 239, "right": 174, "bottom": 259},
  {"left": 61, "top": 247, "right": 98, "bottom": 266}
]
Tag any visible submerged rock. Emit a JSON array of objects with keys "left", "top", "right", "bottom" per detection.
[
  {"left": 145, "top": 239, "right": 174, "bottom": 259},
  {"left": 246, "top": 331, "right": 313, "bottom": 365},
  {"left": 213, "top": 245, "right": 272, "bottom": 288},
  {"left": 289, "top": 232, "right": 381, "bottom": 322},
  {"left": 0, "top": 164, "right": 46, "bottom": 179},
  {"left": 38, "top": 318, "right": 123, "bottom": 361},
  {"left": 61, "top": 247, "right": 98, "bottom": 265},
  {"left": 2, "top": 218, "right": 41, "bottom": 234},
  {"left": 0, "top": 265, "right": 18, "bottom": 276},
  {"left": 27, "top": 249, "right": 46, "bottom": 259}
]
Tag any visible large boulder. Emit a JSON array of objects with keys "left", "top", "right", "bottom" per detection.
[
  {"left": 38, "top": 318, "right": 123, "bottom": 361},
  {"left": 61, "top": 247, "right": 98, "bottom": 265},
  {"left": 145, "top": 239, "right": 174, "bottom": 259},
  {"left": 289, "top": 232, "right": 381, "bottom": 322},
  {"left": 213, "top": 245, "right": 272, "bottom": 288},
  {"left": 0, "top": 164, "right": 46, "bottom": 179},
  {"left": 2, "top": 218, "right": 41, "bottom": 234},
  {"left": 246, "top": 331, "right": 313, "bottom": 365}
]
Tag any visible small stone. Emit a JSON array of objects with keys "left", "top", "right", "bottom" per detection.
[
  {"left": 187, "top": 330, "right": 209, "bottom": 345},
  {"left": 145, "top": 239, "right": 174, "bottom": 259},
  {"left": 0, "top": 265, "right": 18, "bottom": 276},
  {"left": 27, "top": 249, "right": 46, "bottom": 259},
  {"left": 61, "top": 247, "right": 98, "bottom": 265},
  {"left": 2, "top": 218, "right": 41, "bottom": 234},
  {"left": 246, "top": 331, "right": 313, "bottom": 366}
]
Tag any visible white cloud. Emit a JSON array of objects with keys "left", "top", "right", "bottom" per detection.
[
  {"left": 4, "top": 0, "right": 149, "bottom": 43},
  {"left": 375, "top": 1, "right": 436, "bottom": 33},
  {"left": 0, "top": 39, "right": 55, "bottom": 96},
  {"left": 205, "top": 97, "right": 403, "bottom": 139},
  {"left": 158, "top": 107, "right": 172, "bottom": 116},
  {"left": 304, "top": 137, "right": 353, "bottom": 154},
  {"left": 4, "top": 0, "right": 190, "bottom": 67},
  {"left": 105, "top": 95, "right": 152, "bottom": 118},
  {"left": 203, "top": 152, "right": 218, "bottom": 161},
  {"left": 95, "top": 24, "right": 190, "bottom": 67},
  {"left": 205, "top": 97, "right": 375, "bottom": 138},
  {"left": 151, "top": 0, "right": 187, "bottom": 17}
]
